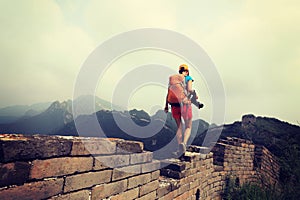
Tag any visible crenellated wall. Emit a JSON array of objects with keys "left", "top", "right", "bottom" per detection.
[
  {"left": 0, "top": 134, "right": 279, "bottom": 200},
  {"left": 254, "top": 145, "right": 280, "bottom": 186}
]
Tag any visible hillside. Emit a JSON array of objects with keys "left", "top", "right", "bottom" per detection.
[{"left": 192, "top": 114, "right": 300, "bottom": 199}]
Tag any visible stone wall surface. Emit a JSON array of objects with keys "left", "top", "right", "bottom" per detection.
[{"left": 0, "top": 134, "right": 279, "bottom": 200}]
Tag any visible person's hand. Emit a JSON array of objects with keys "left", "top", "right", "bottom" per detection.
[{"left": 164, "top": 106, "right": 168, "bottom": 113}]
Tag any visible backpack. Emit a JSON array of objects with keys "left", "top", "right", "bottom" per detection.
[{"left": 167, "top": 74, "right": 188, "bottom": 104}]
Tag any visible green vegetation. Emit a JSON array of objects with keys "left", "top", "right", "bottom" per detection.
[{"left": 223, "top": 177, "right": 282, "bottom": 200}]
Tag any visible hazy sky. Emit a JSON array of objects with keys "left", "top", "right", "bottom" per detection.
[{"left": 0, "top": 0, "right": 299, "bottom": 124}]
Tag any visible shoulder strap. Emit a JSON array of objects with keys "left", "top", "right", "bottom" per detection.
[{"left": 182, "top": 78, "right": 188, "bottom": 97}]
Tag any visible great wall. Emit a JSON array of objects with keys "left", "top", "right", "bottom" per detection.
[{"left": 0, "top": 134, "right": 279, "bottom": 200}]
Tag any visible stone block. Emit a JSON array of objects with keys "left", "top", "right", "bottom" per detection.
[
  {"left": 190, "top": 179, "right": 200, "bottom": 189},
  {"left": 93, "top": 157, "right": 110, "bottom": 171},
  {"left": 91, "top": 179, "right": 127, "bottom": 200},
  {"left": 94, "top": 154, "right": 130, "bottom": 169},
  {"left": 160, "top": 169, "right": 186, "bottom": 179},
  {"left": 141, "top": 160, "right": 161, "bottom": 173},
  {"left": 30, "top": 157, "right": 93, "bottom": 179},
  {"left": 110, "top": 187, "right": 139, "bottom": 200},
  {"left": 158, "top": 190, "right": 175, "bottom": 200},
  {"left": 187, "top": 145, "right": 209, "bottom": 153},
  {"left": 128, "top": 173, "right": 151, "bottom": 189},
  {"left": 161, "top": 160, "right": 186, "bottom": 172},
  {"left": 0, "top": 178, "right": 63, "bottom": 200},
  {"left": 0, "top": 134, "right": 72, "bottom": 162},
  {"left": 49, "top": 190, "right": 90, "bottom": 200},
  {"left": 174, "top": 190, "right": 191, "bottom": 200},
  {"left": 157, "top": 182, "right": 171, "bottom": 198},
  {"left": 64, "top": 170, "right": 112, "bottom": 192},
  {"left": 177, "top": 183, "right": 189, "bottom": 196},
  {"left": 116, "top": 140, "right": 144, "bottom": 153},
  {"left": 139, "top": 180, "right": 159, "bottom": 196},
  {"left": 130, "top": 151, "right": 153, "bottom": 164},
  {"left": 0, "top": 161, "right": 30, "bottom": 187},
  {"left": 181, "top": 152, "right": 200, "bottom": 162},
  {"left": 136, "top": 191, "right": 156, "bottom": 200},
  {"left": 71, "top": 138, "right": 116, "bottom": 155},
  {"left": 112, "top": 164, "right": 141, "bottom": 181},
  {"left": 151, "top": 170, "right": 160, "bottom": 180}
]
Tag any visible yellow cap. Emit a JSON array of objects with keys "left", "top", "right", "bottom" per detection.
[{"left": 179, "top": 64, "right": 188, "bottom": 71}]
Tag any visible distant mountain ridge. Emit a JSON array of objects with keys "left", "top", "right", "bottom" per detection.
[
  {"left": 0, "top": 102, "right": 51, "bottom": 124},
  {"left": 0, "top": 95, "right": 123, "bottom": 124},
  {"left": 0, "top": 95, "right": 123, "bottom": 134},
  {"left": 0, "top": 102, "right": 51, "bottom": 117},
  {"left": 0, "top": 100, "right": 73, "bottom": 134}
]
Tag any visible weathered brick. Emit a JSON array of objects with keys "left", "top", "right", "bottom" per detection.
[
  {"left": 130, "top": 151, "right": 153, "bottom": 164},
  {"left": 141, "top": 160, "right": 161, "bottom": 173},
  {"left": 158, "top": 190, "right": 175, "bottom": 200},
  {"left": 116, "top": 140, "right": 144, "bottom": 153},
  {"left": 110, "top": 187, "right": 139, "bottom": 200},
  {"left": 49, "top": 190, "right": 90, "bottom": 200},
  {"left": 157, "top": 182, "right": 172, "bottom": 198},
  {"left": 187, "top": 145, "right": 209, "bottom": 153},
  {"left": 177, "top": 183, "right": 189, "bottom": 196},
  {"left": 181, "top": 152, "right": 201, "bottom": 162},
  {"left": 64, "top": 170, "right": 112, "bottom": 192},
  {"left": 178, "top": 176, "right": 187, "bottom": 186},
  {"left": 161, "top": 160, "right": 186, "bottom": 172},
  {"left": 137, "top": 190, "right": 156, "bottom": 200},
  {"left": 0, "top": 161, "right": 30, "bottom": 187},
  {"left": 139, "top": 180, "right": 159, "bottom": 196},
  {"left": 128, "top": 173, "right": 151, "bottom": 189},
  {"left": 71, "top": 138, "right": 116, "bottom": 155},
  {"left": 190, "top": 179, "right": 200, "bottom": 189},
  {"left": 91, "top": 179, "right": 127, "bottom": 200},
  {"left": 94, "top": 154, "right": 130, "bottom": 169},
  {"left": 160, "top": 168, "right": 186, "bottom": 179},
  {"left": 174, "top": 190, "right": 193, "bottom": 200},
  {"left": 151, "top": 170, "right": 160, "bottom": 180},
  {"left": 112, "top": 164, "right": 141, "bottom": 181},
  {"left": 0, "top": 178, "right": 63, "bottom": 200},
  {"left": 93, "top": 158, "right": 109, "bottom": 171},
  {"left": 30, "top": 157, "right": 93, "bottom": 179},
  {"left": 0, "top": 134, "right": 72, "bottom": 162}
]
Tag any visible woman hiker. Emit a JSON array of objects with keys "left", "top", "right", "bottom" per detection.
[{"left": 165, "top": 64, "right": 196, "bottom": 156}]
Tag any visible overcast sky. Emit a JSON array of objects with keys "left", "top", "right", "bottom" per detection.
[{"left": 0, "top": 0, "right": 299, "bottom": 124}]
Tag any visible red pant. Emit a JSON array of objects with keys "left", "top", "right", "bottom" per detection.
[{"left": 171, "top": 104, "right": 192, "bottom": 120}]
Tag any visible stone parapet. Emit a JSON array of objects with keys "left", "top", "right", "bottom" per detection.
[
  {"left": 0, "top": 134, "right": 280, "bottom": 199},
  {"left": 0, "top": 134, "right": 158, "bottom": 200}
]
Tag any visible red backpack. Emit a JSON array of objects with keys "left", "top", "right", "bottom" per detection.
[{"left": 167, "top": 74, "right": 188, "bottom": 104}]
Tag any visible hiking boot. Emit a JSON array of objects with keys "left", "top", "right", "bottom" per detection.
[
  {"left": 171, "top": 151, "right": 179, "bottom": 158},
  {"left": 179, "top": 143, "right": 186, "bottom": 155}
]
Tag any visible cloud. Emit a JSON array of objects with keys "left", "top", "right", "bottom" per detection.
[
  {"left": 0, "top": 0, "right": 299, "bottom": 123},
  {"left": 0, "top": 0, "right": 95, "bottom": 106},
  {"left": 83, "top": 0, "right": 177, "bottom": 40},
  {"left": 196, "top": 0, "right": 300, "bottom": 122}
]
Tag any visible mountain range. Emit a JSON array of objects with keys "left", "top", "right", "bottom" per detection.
[
  {"left": 0, "top": 95, "right": 124, "bottom": 124},
  {"left": 0, "top": 97, "right": 300, "bottom": 197},
  {"left": 0, "top": 102, "right": 52, "bottom": 124},
  {"left": 0, "top": 96, "right": 123, "bottom": 133},
  {"left": 0, "top": 96, "right": 210, "bottom": 156}
]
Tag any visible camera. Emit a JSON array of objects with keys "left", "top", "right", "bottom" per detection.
[{"left": 188, "top": 90, "right": 204, "bottom": 109}]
